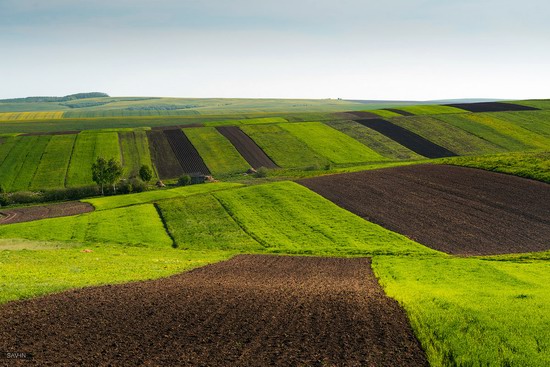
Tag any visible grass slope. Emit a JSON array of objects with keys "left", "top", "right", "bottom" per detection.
[
  {"left": 0, "top": 204, "right": 171, "bottom": 247},
  {"left": 213, "top": 181, "right": 437, "bottom": 255},
  {"left": 0, "top": 136, "right": 49, "bottom": 192},
  {"left": 439, "top": 151, "right": 550, "bottom": 184},
  {"left": 185, "top": 127, "right": 250, "bottom": 175},
  {"left": 241, "top": 124, "right": 329, "bottom": 168},
  {"left": 280, "top": 122, "right": 385, "bottom": 164},
  {"left": 83, "top": 182, "right": 243, "bottom": 210},
  {"left": 326, "top": 120, "right": 423, "bottom": 160},
  {"left": 373, "top": 256, "right": 550, "bottom": 367},
  {"left": 119, "top": 130, "right": 155, "bottom": 178},
  {"left": 389, "top": 116, "right": 502, "bottom": 155},
  {"left": 30, "top": 135, "right": 76, "bottom": 189},
  {"left": 9, "top": 135, "right": 51, "bottom": 192}
]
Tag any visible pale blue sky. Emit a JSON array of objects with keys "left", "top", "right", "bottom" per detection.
[{"left": 1, "top": 0, "right": 549, "bottom": 100}]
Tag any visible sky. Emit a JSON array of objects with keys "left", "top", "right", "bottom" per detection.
[{"left": 1, "top": 0, "right": 549, "bottom": 100}]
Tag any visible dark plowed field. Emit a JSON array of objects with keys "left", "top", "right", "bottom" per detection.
[
  {"left": 0, "top": 255, "right": 427, "bottom": 366},
  {"left": 217, "top": 126, "right": 278, "bottom": 169},
  {"left": 146, "top": 130, "right": 184, "bottom": 179},
  {"left": 0, "top": 202, "right": 93, "bottom": 225},
  {"left": 164, "top": 129, "right": 211, "bottom": 175},
  {"left": 383, "top": 108, "right": 415, "bottom": 116},
  {"left": 356, "top": 119, "right": 457, "bottom": 158},
  {"left": 445, "top": 102, "right": 539, "bottom": 112},
  {"left": 299, "top": 165, "right": 550, "bottom": 255}
]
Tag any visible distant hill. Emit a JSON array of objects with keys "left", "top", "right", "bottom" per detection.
[{"left": 0, "top": 92, "right": 109, "bottom": 103}]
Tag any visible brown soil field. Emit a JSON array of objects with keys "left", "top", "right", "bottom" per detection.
[
  {"left": 217, "top": 126, "right": 278, "bottom": 169},
  {"left": 0, "top": 255, "right": 427, "bottom": 367},
  {"left": 382, "top": 108, "right": 415, "bottom": 116},
  {"left": 0, "top": 201, "right": 93, "bottom": 225},
  {"left": 356, "top": 119, "right": 456, "bottom": 158},
  {"left": 164, "top": 129, "right": 211, "bottom": 175},
  {"left": 445, "top": 102, "right": 539, "bottom": 112},
  {"left": 299, "top": 164, "right": 550, "bottom": 255},
  {"left": 146, "top": 130, "right": 184, "bottom": 179}
]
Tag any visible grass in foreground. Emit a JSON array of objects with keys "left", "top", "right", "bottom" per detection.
[
  {"left": 373, "top": 256, "right": 550, "bottom": 367},
  {"left": 83, "top": 182, "right": 243, "bottom": 210},
  {"left": 438, "top": 151, "right": 550, "bottom": 184}
]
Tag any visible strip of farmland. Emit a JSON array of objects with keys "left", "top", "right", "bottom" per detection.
[
  {"left": 0, "top": 255, "right": 428, "bottom": 366},
  {"left": 383, "top": 108, "right": 415, "bottom": 116},
  {"left": 119, "top": 130, "right": 156, "bottom": 178},
  {"left": 299, "top": 164, "right": 550, "bottom": 255},
  {"left": 444, "top": 102, "right": 539, "bottom": 112},
  {"left": 216, "top": 126, "right": 278, "bottom": 169},
  {"left": 164, "top": 129, "right": 211, "bottom": 175},
  {"left": 0, "top": 202, "right": 93, "bottom": 225},
  {"left": 146, "top": 130, "right": 184, "bottom": 179},
  {"left": 355, "top": 119, "right": 457, "bottom": 158}
]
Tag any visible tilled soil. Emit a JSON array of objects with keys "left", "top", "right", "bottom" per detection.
[
  {"left": 164, "top": 129, "right": 211, "bottom": 175},
  {"left": 0, "top": 201, "right": 93, "bottom": 225},
  {"left": 146, "top": 130, "right": 184, "bottom": 179},
  {"left": 299, "top": 164, "right": 550, "bottom": 255},
  {"left": 445, "top": 102, "right": 538, "bottom": 112},
  {"left": 217, "top": 126, "right": 278, "bottom": 169},
  {"left": 355, "top": 119, "right": 456, "bottom": 158},
  {"left": 0, "top": 255, "right": 427, "bottom": 367}
]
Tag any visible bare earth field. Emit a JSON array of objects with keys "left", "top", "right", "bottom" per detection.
[
  {"left": 0, "top": 255, "right": 427, "bottom": 366},
  {"left": 299, "top": 164, "right": 550, "bottom": 255},
  {"left": 0, "top": 201, "right": 93, "bottom": 225},
  {"left": 216, "top": 126, "right": 278, "bottom": 169}
]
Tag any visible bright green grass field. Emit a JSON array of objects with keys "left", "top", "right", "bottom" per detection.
[
  {"left": 185, "top": 127, "right": 250, "bottom": 175},
  {"left": 119, "top": 130, "right": 156, "bottom": 178},
  {"left": 325, "top": 120, "right": 423, "bottom": 160},
  {"left": 0, "top": 204, "right": 171, "bottom": 247},
  {"left": 367, "top": 109, "right": 403, "bottom": 118},
  {"left": 438, "top": 151, "right": 550, "bottom": 184},
  {"left": 280, "top": 122, "right": 386, "bottom": 164},
  {"left": 83, "top": 182, "right": 243, "bottom": 210},
  {"left": 489, "top": 111, "right": 550, "bottom": 139},
  {"left": 511, "top": 99, "right": 550, "bottom": 110},
  {"left": 240, "top": 124, "right": 329, "bottom": 168},
  {"left": 30, "top": 134, "right": 76, "bottom": 189},
  {"left": 373, "top": 256, "right": 550, "bottom": 367},
  {"left": 0, "top": 245, "right": 232, "bottom": 305},
  {"left": 389, "top": 116, "right": 503, "bottom": 155},
  {"left": 212, "top": 181, "right": 437, "bottom": 256},
  {"left": 8, "top": 135, "right": 51, "bottom": 192},
  {"left": 66, "top": 132, "right": 121, "bottom": 186},
  {"left": 392, "top": 105, "right": 467, "bottom": 115}
]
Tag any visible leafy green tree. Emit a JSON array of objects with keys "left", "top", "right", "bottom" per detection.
[
  {"left": 139, "top": 165, "right": 153, "bottom": 183},
  {"left": 178, "top": 174, "right": 192, "bottom": 186},
  {"left": 107, "top": 158, "right": 123, "bottom": 194},
  {"left": 91, "top": 157, "right": 109, "bottom": 195}
]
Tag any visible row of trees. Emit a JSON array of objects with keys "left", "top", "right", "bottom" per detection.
[{"left": 91, "top": 157, "right": 153, "bottom": 195}]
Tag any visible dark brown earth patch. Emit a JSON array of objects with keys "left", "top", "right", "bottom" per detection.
[
  {"left": 0, "top": 255, "right": 428, "bottom": 367},
  {"left": 164, "top": 129, "right": 211, "bottom": 175},
  {"left": 298, "top": 164, "right": 550, "bottom": 255},
  {"left": 0, "top": 201, "right": 93, "bottom": 225},
  {"left": 355, "top": 119, "right": 456, "bottom": 158},
  {"left": 383, "top": 108, "right": 415, "bottom": 116},
  {"left": 146, "top": 130, "right": 184, "bottom": 179},
  {"left": 445, "top": 102, "right": 539, "bottom": 112},
  {"left": 217, "top": 126, "right": 278, "bottom": 169}
]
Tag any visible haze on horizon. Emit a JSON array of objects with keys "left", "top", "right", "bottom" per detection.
[{"left": 1, "top": 0, "right": 549, "bottom": 101}]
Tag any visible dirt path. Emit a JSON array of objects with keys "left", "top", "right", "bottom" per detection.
[
  {"left": 0, "top": 255, "right": 427, "bottom": 366},
  {"left": 0, "top": 201, "right": 93, "bottom": 225},
  {"left": 299, "top": 164, "right": 550, "bottom": 255}
]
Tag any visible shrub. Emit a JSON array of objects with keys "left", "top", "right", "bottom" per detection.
[
  {"left": 255, "top": 167, "right": 269, "bottom": 178},
  {"left": 178, "top": 175, "right": 192, "bottom": 186},
  {"left": 139, "top": 165, "right": 153, "bottom": 183}
]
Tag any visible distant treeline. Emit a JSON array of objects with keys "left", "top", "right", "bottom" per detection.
[{"left": 0, "top": 92, "right": 109, "bottom": 103}]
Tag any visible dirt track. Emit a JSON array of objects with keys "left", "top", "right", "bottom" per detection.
[
  {"left": 0, "top": 255, "right": 427, "bottom": 366},
  {"left": 217, "top": 126, "right": 278, "bottom": 169},
  {"left": 299, "top": 164, "right": 550, "bottom": 255},
  {"left": 0, "top": 201, "right": 93, "bottom": 225}
]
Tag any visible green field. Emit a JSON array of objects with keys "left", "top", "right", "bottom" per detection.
[
  {"left": 185, "top": 127, "right": 250, "bottom": 175},
  {"left": 119, "top": 130, "right": 155, "bottom": 178},
  {"left": 83, "top": 182, "right": 243, "bottom": 210},
  {"left": 439, "top": 151, "right": 550, "bottom": 184},
  {"left": 326, "top": 120, "right": 423, "bottom": 160},
  {"left": 389, "top": 105, "right": 467, "bottom": 115},
  {"left": 241, "top": 124, "right": 329, "bottom": 168},
  {"left": 30, "top": 135, "right": 76, "bottom": 189},
  {"left": 9, "top": 135, "right": 51, "bottom": 192},
  {"left": 280, "top": 122, "right": 386, "bottom": 164},
  {"left": 389, "top": 116, "right": 503, "bottom": 155},
  {"left": 373, "top": 256, "right": 550, "bottom": 367}
]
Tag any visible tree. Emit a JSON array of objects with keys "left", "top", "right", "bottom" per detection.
[
  {"left": 107, "top": 158, "right": 123, "bottom": 194},
  {"left": 178, "top": 174, "right": 192, "bottom": 186},
  {"left": 91, "top": 157, "right": 109, "bottom": 195},
  {"left": 139, "top": 165, "right": 153, "bottom": 183}
]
